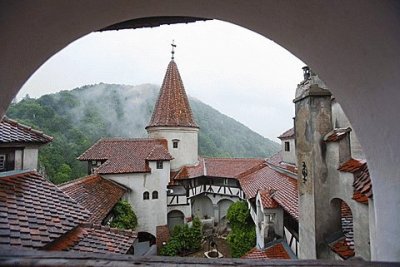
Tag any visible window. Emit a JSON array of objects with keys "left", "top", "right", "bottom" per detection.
[
  {"left": 152, "top": 191, "right": 158, "bottom": 199},
  {"left": 143, "top": 191, "right": 149, "bottom": 200},
  {"left": 284, "top": 141, "right": 290, "bottom": 151},
  {"left": 0, "top": 155, "right": 5, "bottom": 171},
  {"left": 156, "top": 161, "right": 163, "bottom": 169},
  {"left": 172, "top": 139, "right": 179, "bottom": 149}
]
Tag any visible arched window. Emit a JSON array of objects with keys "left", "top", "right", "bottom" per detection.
[
  {"left": 143, "top": 191, "right": 149, "bottom": 200},
  {"left": 152, "top": 191, "right": 158, "bottom": 199}
]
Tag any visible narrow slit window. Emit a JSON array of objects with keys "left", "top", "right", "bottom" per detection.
[
  {"left": 285, "top": 141, "right": 290, "bottom": 152},
  {"left": 172, "top": 139, "right": 179, "bottom": 149},
  {"left": 156, "top": 161, "right": 163, "bottom": 169}
]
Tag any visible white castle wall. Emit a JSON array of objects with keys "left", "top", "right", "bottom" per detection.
[
  {"left": 147, "top": 127, "right": 198, "bottom": 171},
  {"left": 103, "top": 161, "right": 170, "bottom": 236}
]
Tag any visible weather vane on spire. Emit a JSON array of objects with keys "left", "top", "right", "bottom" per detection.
[{"left": 171, "top": 40, "right": 177, "bottom": 60}]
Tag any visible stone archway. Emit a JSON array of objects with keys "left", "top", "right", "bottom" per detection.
[
  {"left": 191, "top": 194, "right": 213, "bottom": 220},
  {"left": 217, "top": 199, "right": 234, "bottom": 222},
  {"left": 167, "top": 210, "right": 185, "bottom": 231},
  {"left": 1, "top": 2, "right": 400, "bottom": 260}
]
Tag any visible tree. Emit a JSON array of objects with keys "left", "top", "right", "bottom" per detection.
[
  {"left": 110, "top": 200, "right": 138, "bottom": 230},
  {"left": 226, "top": 200, "right": 256, "bottom": 258}
]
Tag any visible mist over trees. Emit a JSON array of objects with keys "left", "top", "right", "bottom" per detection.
[{"left": 7, "top": 83, "right": 279, "bottom": 184}]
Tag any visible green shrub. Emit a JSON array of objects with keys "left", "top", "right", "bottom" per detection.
[
  {"left": 160, "top": 217, "right": 203, "bottom": 256},
  {"left": 110, "top": 200, "right": 138, "bottom": 230},
  {"left": 226, "top": 201, "right": 256, "bottom": 258}
]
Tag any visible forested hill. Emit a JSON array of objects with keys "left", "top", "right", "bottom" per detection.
[{"left": 7, "top": 83, "right": 280, "bottom": 184}]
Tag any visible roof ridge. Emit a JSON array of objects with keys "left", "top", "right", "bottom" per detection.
[
  {"left": 81, "top": 223, "right": 137, "bottom": 237},
  {"left": 58, "top": 174, "right": 100, "bottom": 189},
  {"left": 1, "top": 116, "right": 53, "bottom": 142}
]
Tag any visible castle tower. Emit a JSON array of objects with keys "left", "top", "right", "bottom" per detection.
[
  {"left": 294, "top": 67, "right": 336, "bottom": 259},
  {"left": 146, "top": 47, "right": 199, "bottom": 171}
]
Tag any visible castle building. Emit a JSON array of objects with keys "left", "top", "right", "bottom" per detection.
[
  {"left": 75, "top": 52, "right": 374, "bottom": 260},
  {"left": 0, "top": 117, "right": 53, "bottom": 172}
]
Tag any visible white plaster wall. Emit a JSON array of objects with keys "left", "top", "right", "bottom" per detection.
[
  {"left": 331, "top": 102, "right": 365, "bottom": 160},
  {"left": 14, "top": 149, "right": 23, "bottom": 170},
  {"left": 147, "top": 127, "right": 198, "bottom": 171},
  {"left": 103, "top": 161, "right": 170, "bottom": 236},
  {"left": 23, "top": 146, "right": 39, "bottom": 170},
  {"left": 325, "top": 142, "right": 371, "bottom": 260},
  {"left": 281, "top": 138, "right": 296, "bottom": 165}
]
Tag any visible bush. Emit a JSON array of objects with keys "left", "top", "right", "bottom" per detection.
[
  {"left": 226, "top": 201, "right": 256, "bottom": 258},
  {"left": 110, "top": 200, "right": 138, "bottom": 230},
  {"left": 160, "top": 217, "right": 203, "bottom": 256}
]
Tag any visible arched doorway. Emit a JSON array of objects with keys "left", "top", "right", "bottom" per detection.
[
  {"left": 191, "top": 194, "right": 213, "bottom": 219},
  {"left": 2, "top": 2, "right": 400, "bottom": 260},
  {"left": 217, "top": 199, "right": 234, "bottom": 222},
  {"left": 167, "top": 210, "right": 185, "bottom": 231}
]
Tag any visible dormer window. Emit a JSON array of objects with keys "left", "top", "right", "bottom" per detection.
[
  {"left": 284, "top": 141, "right": 290, "bottom": 152},
  {"left": 172, "top": 139, "right": 179, "bottom": 149},
  {"left": 156, "top": 161, "right": 163, "bottom": 169}
]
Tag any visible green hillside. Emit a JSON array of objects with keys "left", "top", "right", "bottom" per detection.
[{"left": 7, "top": 83, "right": 280, "bottom": 184}]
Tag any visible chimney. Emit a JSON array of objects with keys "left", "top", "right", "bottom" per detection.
[{"left": 302, "top": 66, "right": 311, "bottom": 80}]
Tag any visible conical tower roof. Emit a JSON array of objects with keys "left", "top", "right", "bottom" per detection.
[{"left": 146, "top": 60, "right": 199, "bottom": 129}]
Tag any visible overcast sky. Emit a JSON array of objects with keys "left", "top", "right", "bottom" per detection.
[{"left": 18, "top": 20, "right": 304, "bottom": 142}]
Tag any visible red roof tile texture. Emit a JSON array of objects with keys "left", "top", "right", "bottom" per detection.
[
  {"left": 146, "top": 60, "right": 198, "bottom": 129},
  {"left": 241, "top": 242, "right": 291, "bottom": 259},
  {"left": 338, "top": 158, "right": 372, "bottom": 200},
  {"left": 324, "top": 127, "right": 351, "bottom": 142},
  {"left": 278, "top": 128, "right": 294, "bottom": 140},
  {"left": 59, "top": 175, "right": 127, "bottom": 224},
  {"left": 259, "top": 190, "right": 279, "bottom": 209},
  {"left": 239, "top": 165, "right": 298, "bottom": 220},
  {"left": 78, "top": 138, "right": 172, "bottom": 174},
  {"left": 0, "top": 117, "right": 53, "bottom": 144},
  {"left": 46, "top": 224, "right": 137, "bottom": 254},
  {"left": 174, "top": 158, "right": 265, "bottom": 180},
  {"left": 0, "top": 171, "right": 91, "bottom": 249},
  {"left": 330, "top": 237, "right": 355, "bottom": 260}
]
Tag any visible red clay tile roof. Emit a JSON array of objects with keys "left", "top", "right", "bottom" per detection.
[
  {"left": 46, "top": 223, "right": 136, "bottom": 254},
  {"left": 338, "top": 158, "right": 372, "bottom": 200},
  {"left": 241, "top": 242, "right": 292, "bottom": 259},
  {"left": 278, "top": 128, "right": 294, "bottom": 140},
  {"left": 324, "top": 127, "right": 351, "bottom": 142},
  {"left": 78, "top": 138, "right": 172, "bottom": 174},
  {"left": 259, "top": 189, "right": 279, "bottom": 209},
  {"left": 146, "top": 60, "right": 198, "bottom": 129},
  {"left": 266, "top": 151, "right": 297, "bottom": 175},
  {"left": 239, "top": 165, "right": 298, "bottom": 220},
  {"left": 0, "top": 117, "right": 53, "bottom": 144},
  {"left": 174, "top": 158, "right": 265, "bottom": 180},
  {"left": 59, "top": 175, "right": 127, "bottom": 224},
  {"left": 329, "top": 237, "right": 355, "bottom": 260},
  {"left": 0, "top": 170, "right": 91, "bottom": 249},
  {"left": 352, "top": 191, "right": 369, "bottom": 204}
]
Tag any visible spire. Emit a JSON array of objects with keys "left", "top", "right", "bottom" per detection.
[{"left": 146, "top": 59, "right": 199, "bottom": 129}]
